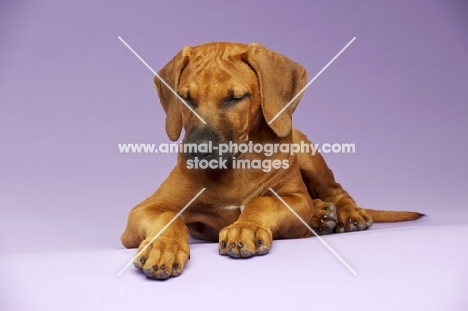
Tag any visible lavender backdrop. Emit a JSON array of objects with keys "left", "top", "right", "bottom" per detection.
[{"left": 1, "top": 0, "right": 467, "bottom": 254}]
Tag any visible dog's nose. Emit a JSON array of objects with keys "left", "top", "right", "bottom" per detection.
[
  {"left": 190, "top": 149, "right": 214, "bottom": 159},
  {"left": 183, "top": 126, "right": 222, "bottom": 161}
]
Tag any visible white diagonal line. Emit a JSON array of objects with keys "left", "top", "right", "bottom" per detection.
[
  {"left": 118, "top": 36, "right": 207, "bottom": 125},
  {"left": 268, "top": 188, "right": 357, "bottom": 275},
  {"left": 117, "top": 188, "right": 206, "bottom": 276},
  {"left": 268, "top": 37, "right": 356, "bottom": 125}
]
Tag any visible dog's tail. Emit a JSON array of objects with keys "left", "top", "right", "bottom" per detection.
[{"left": 364, "top": 209, "right": 425, "bottom": 223}]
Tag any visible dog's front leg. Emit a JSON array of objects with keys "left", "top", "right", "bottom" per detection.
[
  {"left": 218, "top": 192, "right": 313, "bottom": 258},
  {"left": 124, "top": 208, "right": 190, "bottom": 279},
  {"left": 121, "top": 170, "right": 194, "bottom": 279}
]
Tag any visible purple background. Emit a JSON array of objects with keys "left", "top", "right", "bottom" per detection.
[
  {"left": 1, "top": 1, "right": 468, "bottom": 310},
  {"left": 1, "top": 0, "right": 468, "bottom": 255}
]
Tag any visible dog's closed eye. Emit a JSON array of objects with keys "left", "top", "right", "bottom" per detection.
[
  {"left": 179, "top": 92, "right": 196, "bottom": 108},
  {"left": 223, "top": 92, "right": 250, "bottom": 107}
]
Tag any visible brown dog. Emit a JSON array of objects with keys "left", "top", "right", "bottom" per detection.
[{"left": 121, "top": 42, "right": 423, "bottom": 279}]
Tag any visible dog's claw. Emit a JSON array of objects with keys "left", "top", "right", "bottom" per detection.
[
  {"left": 311, "top": 200, "right": 338, "bottom": 235},
  {"left": 238, "top": 242, "right": 244, "bottom": 248},
  {"left": 335, "top": 221, "right": 345, "bottom": 233},
  {"left": 220, "top": 241, "right": 226, "bottom": 249},
  {"left": 140, "top": 257, "right": 147, "bottom": 264}
]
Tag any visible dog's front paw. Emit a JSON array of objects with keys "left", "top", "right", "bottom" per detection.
[
  {"left": 335, "top": 206, "right": 373, "bottom": 233},
  {"left": 218, "top": 222, "right": 273, "bottom": 258},
  {"left": 133, "top": 237, "right": 189, "bottom": 280}
]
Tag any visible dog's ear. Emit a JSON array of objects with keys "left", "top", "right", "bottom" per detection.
[
  {"left": 242, "top": 43, "right": 307, "bottom": 137},
  {"left": 154, "top": 46, "right": 191, "bottom": 141}
]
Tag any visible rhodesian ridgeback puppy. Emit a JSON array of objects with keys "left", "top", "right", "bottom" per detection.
[{"left": 121, "top": 42, "right": 423, "bottom": 279}]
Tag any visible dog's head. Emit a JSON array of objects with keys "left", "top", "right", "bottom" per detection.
[{"left": 155, "top": 42, "right": 307, "bottom": 163}]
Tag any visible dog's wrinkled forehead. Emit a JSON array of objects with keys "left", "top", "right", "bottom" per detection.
[
  {"left": 179, "top": 43, "right": 255, "bottom": 89},
  {"left": 188, "top": 42, "right": 249, "bottom": 65},
  {"left": 178, "top": 43, "right": 254, "bottom": 97}
]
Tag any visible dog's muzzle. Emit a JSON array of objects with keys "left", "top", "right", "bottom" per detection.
[{"left": 183, "top": 126, "right": 235, "bottom": 167}]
